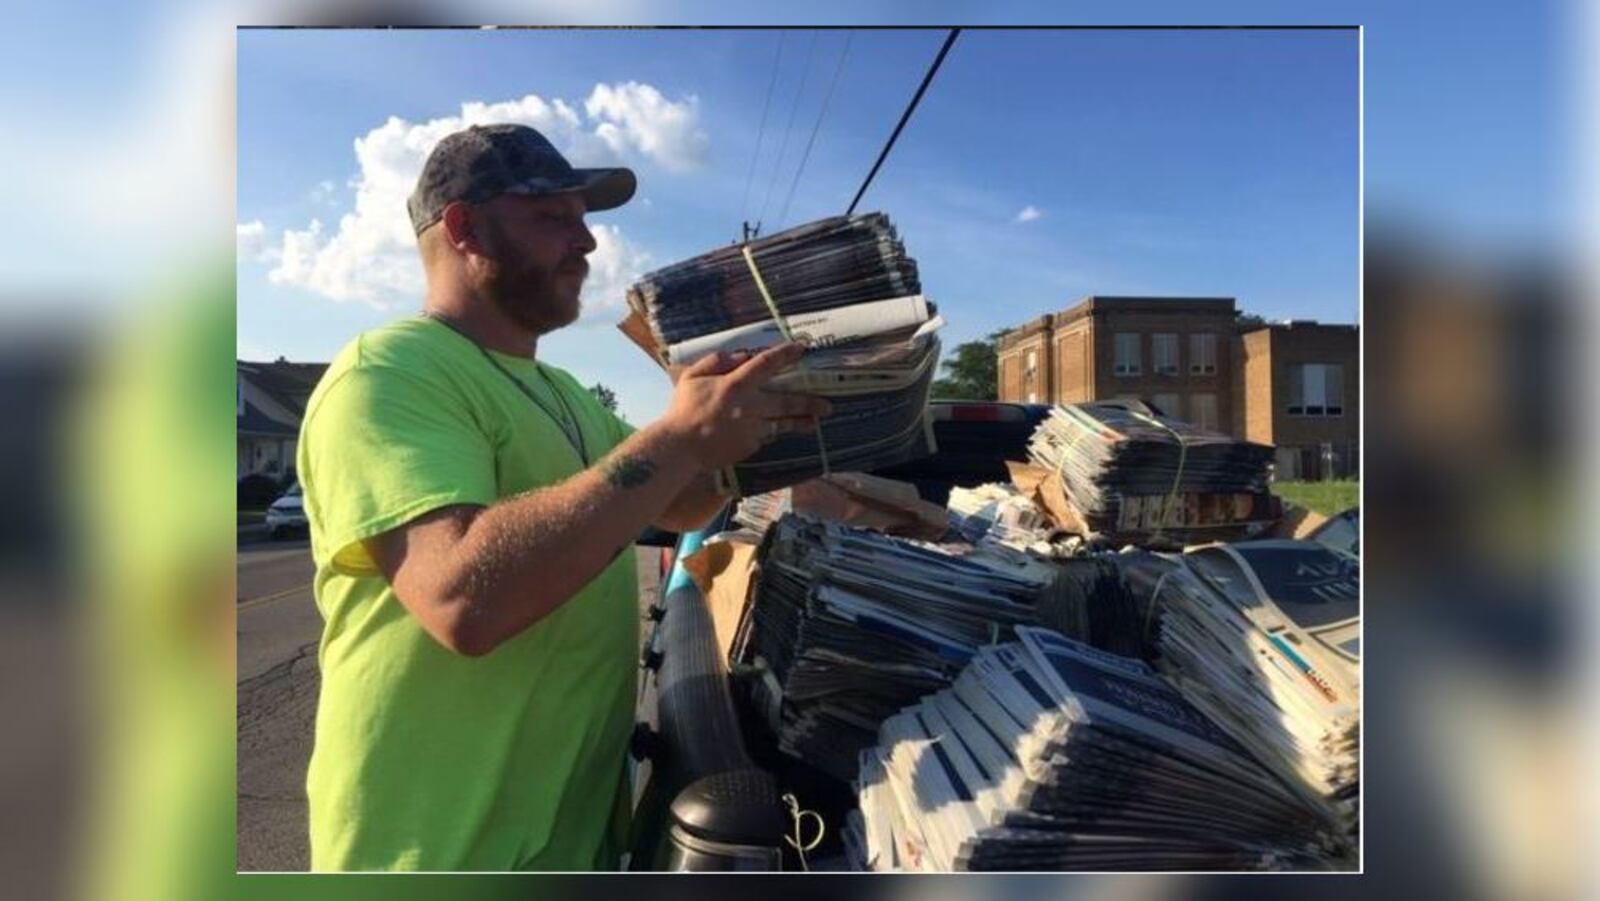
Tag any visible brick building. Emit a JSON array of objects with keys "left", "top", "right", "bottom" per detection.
[
  {"left": 997, "top": 296, "right": 1237, "bottom": 432},
  {"left": 996, "top": 296, "right": 1359, "bottom": 479},
  {"left": 1234, "top": 321, "right": 1359, "bottom": 480}
]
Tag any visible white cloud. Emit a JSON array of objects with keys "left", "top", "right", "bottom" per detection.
[
  {"left": 584, "top": 82, "right": 708, "bottom": 173},
  {"left": 258, "top": 85, "right": 697, "bottom": 311},
  {"left": 1015, "top": 205, "right": 1043, "bottom": 223},
  {"left": 236, "top": 220, "right": 281, "bottom": 264}
]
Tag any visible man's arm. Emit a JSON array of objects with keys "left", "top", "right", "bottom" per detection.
[
  {"left": 368, "top": 422, "right": 701, "bottom": 656},
  {"left": 366, "top": 343, "right": 827, "bottom": 657}
]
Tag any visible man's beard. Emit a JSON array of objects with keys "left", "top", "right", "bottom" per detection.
[{"left": 477, "top": 227, "right": 587, "bottom": 335}]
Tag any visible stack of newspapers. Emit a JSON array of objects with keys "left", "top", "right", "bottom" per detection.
[
  {"left": 847, "top": 627, "right": 1339, "bottom": 872},
  {"left": 732, "top": 515, "right": 1052, "bottom": 781},
  {"left": 1031, "top": 556, "right": 1148, "bottom": 660},
  {"left": 1118, "top": 540, "right": 1360, "bottom": 844},
  {"left": 625, "top": 213, "right": 943, "bottom": 496},
  {"left": 1026, "top": 402, "right": 1278, "bottom": 544}
]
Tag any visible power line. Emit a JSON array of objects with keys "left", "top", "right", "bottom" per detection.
[
  {"left": 777, "top": 32, "right": 853, "bottom": 229},
  {"left": 756, "top": 30, "right": 819, "bottom": 234},
  {"left": 846, "top": 28, "right": 961, "bottom": 216},
  {"left": 740, "top": 31, "right": 786, "bottom": 233}
]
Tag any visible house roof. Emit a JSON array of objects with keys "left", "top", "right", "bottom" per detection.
[
  {"left": 237, "top": 404, "right": 299, "bottom": 437},
  {"left": 238, "top": 358, "right": 330, "bottom": 417}
]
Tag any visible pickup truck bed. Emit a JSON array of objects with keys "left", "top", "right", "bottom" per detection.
[{"left": 629, "top": 402, "right": 1049, "bottom": 870}]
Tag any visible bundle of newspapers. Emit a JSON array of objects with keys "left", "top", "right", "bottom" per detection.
[
  {"left": 624, "top": 213, "right": 942, "bottom": 496},
  {"left": 1118, "top": 540, "right": 1360, "bottom": 845},
  {"left": 1026, "top": 402, "right": 1279, "bottom": 544},
  {"left": 846, "top": 627, "right": 1340, "bottom": 872},
  {"left": 732, "top": 514, "right": 1054, "bottom": 782}
]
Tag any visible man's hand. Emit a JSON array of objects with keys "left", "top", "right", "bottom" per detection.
[{"left": 660, "top": 342, "right": 833, "bottom": 470}]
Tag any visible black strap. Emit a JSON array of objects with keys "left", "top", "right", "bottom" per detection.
[{"left": 422, "top": 313, "right": 590, "bottom": 466}]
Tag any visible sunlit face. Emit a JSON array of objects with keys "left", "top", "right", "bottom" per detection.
[{"left": 472, "top": 191, "right": 597, "bottom": 335}]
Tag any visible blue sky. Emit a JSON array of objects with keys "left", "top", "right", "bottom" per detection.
[{"left": 237, "top": 26, "right": 1361, "bottom": 424}]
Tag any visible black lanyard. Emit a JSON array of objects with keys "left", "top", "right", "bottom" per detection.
[{"left": 423, "top": 313, "right": 591, "bottom": 466}]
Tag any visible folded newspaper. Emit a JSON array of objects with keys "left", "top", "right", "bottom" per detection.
[
  {"left": 1025, "top": 402, "right": 1279, "bottom": 546},
  {"left": 1118, "top": 539, "right": 1360, "bottom": 844},
  {"left": 622, "top": 213, "right": 941, "bottom": 497},
  {"left": 946, "top": 482, "right": 1059, "bottom": 553},
  {"left": 848, "top": 627, "right": 1345, "bottom": 872}
]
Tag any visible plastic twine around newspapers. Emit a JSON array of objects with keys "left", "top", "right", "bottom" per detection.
[
  {"left": 740, "top": 242, "right": 832, "bottom": 476},
  {"left": 1125, "top": 406, "right": 1190, "bottom": 544},
  {"left": 1142, "top": 567, "right": 1177, "bottom": 648}
]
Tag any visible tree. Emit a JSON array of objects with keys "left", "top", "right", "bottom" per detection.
[
  {"left": 1235, "top": 311, "right": 1267, "bottom": 333},
  {"left": 588, "top": 382, "right": 619, "bottom": 412},
  {"left": 930, "top": 330, "right": 1004, "bottom": 400}
]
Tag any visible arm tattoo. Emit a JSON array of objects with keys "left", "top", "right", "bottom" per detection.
[{"left": 602, "top": 453, "right": 658, "bottom": 490}]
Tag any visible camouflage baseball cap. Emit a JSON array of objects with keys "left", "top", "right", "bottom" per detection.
[{"left": 406, "top": 123, "right": 636, "bottom": 234}]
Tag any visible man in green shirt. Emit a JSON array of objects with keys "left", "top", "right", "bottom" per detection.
[{"left": 296, "top": 123, "right": 829, "bottom": 871}]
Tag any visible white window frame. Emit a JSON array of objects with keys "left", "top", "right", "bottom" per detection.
[
  {"left": 1113, "top": 333, "right": 1141, "bottom": 376},
  {"left": 1152, "top": 334, "right": 1179, "bottom": 375},
  {"left": 1189, "top": 333, "right": 1217, "bottom": 374},
  {"left": 1287, "top": 363, "right": 1344, "bottom": 417}
]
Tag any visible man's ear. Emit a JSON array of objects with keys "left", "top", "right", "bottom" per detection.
[{"left": 439, "top": 202, "right": 483, "bottom": 255}]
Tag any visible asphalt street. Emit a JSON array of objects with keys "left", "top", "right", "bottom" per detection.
[
  {"left": 236, "top": 537, "right": 320, "bottom": 872},
  {"left": 235, "top": 537, "right": 664, "bottom": 872}
]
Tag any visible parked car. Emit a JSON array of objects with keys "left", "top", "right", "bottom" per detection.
[
  {"left": 628, "top": 401, "right": 1050, "bottom": 870},
  {"left": 264, "top": 482, "right": 307, "bottom": 539}
]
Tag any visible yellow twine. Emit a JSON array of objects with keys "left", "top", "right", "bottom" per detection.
[
  {"left": 1143, "top": 568, "right": 1175, "bottom": 643},
  {"left": 781, "top": 792, "right": 826, "bottom": 871},
  {"left": 1127, "top": 407, "right": 1189, "bottom": 544},
  {"left": 741, "top": 243, "right": 831, "bottom": 476}
]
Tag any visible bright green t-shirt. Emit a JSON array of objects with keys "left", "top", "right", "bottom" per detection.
[{"left": 297, "top": 316, "right": 639, "bottom": 871}]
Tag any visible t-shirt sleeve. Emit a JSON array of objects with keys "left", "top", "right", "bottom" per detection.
[
  {"left": 302, "top": 365, "right": 498, "bottom": 576},
  {"left": 604, "top": 407, "right": 636, "bottom": 449}
]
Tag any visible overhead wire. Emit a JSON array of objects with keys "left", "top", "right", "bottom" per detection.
[
  {"left": 776, "top": 31, "right": 853, "bottom": 230},
  {"left": 739, "top": 31, "right": 786, "bottom": 231},
  {"left": 756, "top": 30, "right": 819, "bottom": 234},
  {"left": 846, "top": 28, "right": 961, "bottom": 216}
]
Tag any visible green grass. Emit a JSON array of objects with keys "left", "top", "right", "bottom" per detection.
[{"left": 1271, "top": 480, "right": 1359, "bottom": 516}]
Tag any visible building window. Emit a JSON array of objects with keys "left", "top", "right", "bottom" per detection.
[
  {"left": 1191, "top": 393, "right": 1219, "bottom": 431},
  {"left": 1152, "top": 393, "right": 1181, "bottom": 420},
  {"left": 1288, "top": 364, "right": 1344, "bottom": 416},
  {"left": 1189, "top": 333, "right": 1217, "bottom": 374},
  {"left": 1113, "top": 333, "right": 1141, "bottom": 376},
  {"left": 1152, "top": 334, "right": 1178, "bottom": 375}
]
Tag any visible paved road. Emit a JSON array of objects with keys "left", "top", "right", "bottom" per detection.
[
  {"left": 236, "top": 538, "right": 665, "bottom": 872},
  {"left": 236, "top": 538, "right": 320, "bottom": 872}
]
